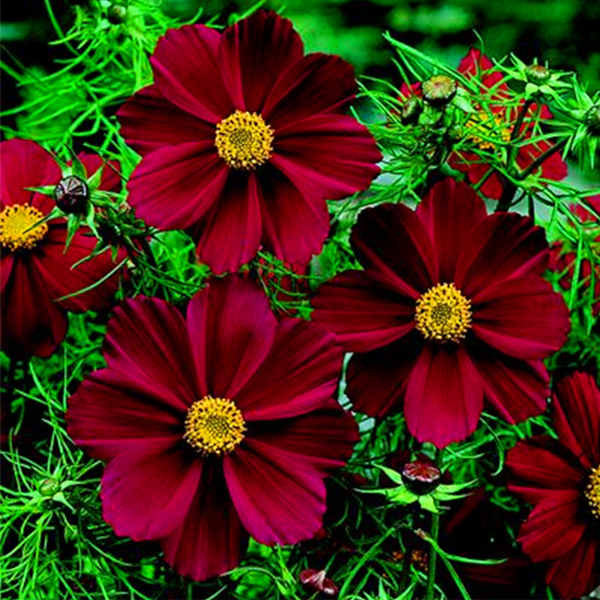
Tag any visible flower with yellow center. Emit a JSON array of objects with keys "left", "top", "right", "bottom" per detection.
[
  {"left": 415, "top": 282, "right": 472, "bottom": 343},
  {"left": 215, "top": 110, "right": 274, "bottom": 171},
  {"left": 0, "top": 204, "right": 49, "bottom": 252},
  {"left": 183, "top": 395, "right": 246, "bottom": 456},
  {"left": 464, "top": 108, "right": 513, "bottom": 150},
  {"left": 585, "top": 464, "right": 600, "bottom": 520}
]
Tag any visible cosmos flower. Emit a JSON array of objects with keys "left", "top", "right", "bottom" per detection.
[
  {"left": 67, "top": 276, "right": 358, "bottom": 581},
  {"left": 117, "top": 10, "right": 381, "bottom": 274},
  {"left": 507, "top": 372, "right": 600, "bottom": 599},
  {"left": 0, "top": 139, "right": 124, "bottom": 358},
  {"left": 399, "top": 49, "right": 567, "bottom": 200},
  {"left": 311, "top": 178, "right": 569, "bottom": 447}
]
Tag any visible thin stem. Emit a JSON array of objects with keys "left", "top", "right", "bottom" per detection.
[
  {"left": 515, "top": 137, "right": 568, "bottom": 181},
  {"left": 425, "top": 447, "right": 444, "bottom": 600}
]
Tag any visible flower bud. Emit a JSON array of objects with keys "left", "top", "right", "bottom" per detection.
[
  {"left": 585, "top": 105, "right": 600, "bottom": 136},
  {"left": 422, "top": 75, "right": 457, "bottom": 107},
  {"left": 400, "top": 96, "right": 423, "bottom": 125},
  {"left": 300, "top": 569, "right": 339, "bottom": 597},
  {"left": 54, "top": 176, "right": 89, "bottom": 214},
  {"left": 401, "top": 457, "right": 441, "bottom": 495},
  {"left": 39, "top": 478, "right": 61, "bottom": 497},
  {"left": 107, "top": 5, "right": 127, "bottom": 25},
  {"left": 525, "top": 64, "right": 551, "bottom": 84}
]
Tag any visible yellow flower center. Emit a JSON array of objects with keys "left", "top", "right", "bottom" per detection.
[
  {"left": 585, "top": 465, "right": 600, "bottom": 520},
  {"left": 464, "top": 108, "right": 513, "bottom": 150},
  {"left": 215, "top": 110, "right": 274, "bottom": 170},
  {"left": 183, "top": 396, "right": 246, "bottom": 456},
  {"left": 0, "top": 204, "right": 48, "bottom": 252},
  {"left": 415, "top": 283, "right": 472, "bottom": 343}
]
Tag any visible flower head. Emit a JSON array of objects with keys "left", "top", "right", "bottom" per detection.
[
  {"left": 312, "top": 178, "right": 569, "bottom": 447},
  {"left": 0, "top": 139, "right": 125, "bottom": 358},
  {"left": 118, "top": 10, "right": 381, "bottom": 274},
  {"left": 67, "top": 276, "right": 358, "bottom": 581},
  {"left": 507, "top": 372, "right": 600, "bottom": 599}
]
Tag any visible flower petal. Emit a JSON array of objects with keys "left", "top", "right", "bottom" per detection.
[
  {"left": 458, "top": 48, "right": 507, "bottom": 93},
  {"left": 191, "top": 172, "right": 262, "bottom": 274},
  {"left": 185, "top": 277, "right": 277, "bottom": 400},
  {"left": 263, "top": 53, "right": 356, "bottom": 126},
  {"left": 161, "top": 463, "right": 247, "bottom": 581},
  {"left": 101, "top": 449, "right": 202, "bottom": 540},
  {"left": 151, "top": 24, "right": 233, "bottom": 123},
  {"left": 404, "top": 344, "right": 484, "bottom": 447},
  {"left": 117, "top": 85, "right": 213, "bottom": 155},
  {"left": 416, "top": 178, "right": 487, "bottom": 282},
  {"left": 455, "top": 213, "right": 549, "bottom": 297},
  {"left": 350, "top": 203, "right": 438, "bottom": 298},
  {"left": 218, "top": 10, "right": 304, "bottom": 113},
  {"left": 271, "top": 114, "right": 381, "bottom": 201},
  {"left": 235, "top": 319, "right": 343, "bottom": 420},
  {"left": 311, "top": 270, "right": 415, "bottom": 353},
  {"left": 472, "top": 276, "right": 569, "bottom": 360},
  {"left": 127, "top": 142, "right": 228, "bottom": 231},
  {"left": 224, "top": 438, "right": 327, "bottom": 545}
]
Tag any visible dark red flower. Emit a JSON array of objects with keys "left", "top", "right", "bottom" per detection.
[
  {"left": 67, "top": 276, "right": 358, "bottom": 581},
  {"left": 312, "top": 178, "right": 569, "bottom": 447},
  {"left": 0, "top": 139, "right": 125, "bottom": 358},
  {"left": 507, "top": 372, "right": 600, "bottom": 599},
  {"left": 118, "top": 10, "right": 381, "bottom": 274}
]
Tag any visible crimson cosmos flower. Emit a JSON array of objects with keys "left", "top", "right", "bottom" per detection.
[
  {"left": 0, "top": 139, "right": 124, "bottom": 358},
  {"left": 507, "top": 372, "right": 600, "bottom": 599},
  {"left": 117, "top": 10, "right": 381, "bottom": 274},
  {"left": 400, "top": 49, "right": 567, "bottom": 200},
  {"left": 67, "top": 276, "right": 358, "bottom": 581},
  {"left": 311, "top": 178, "right": 570, "bottom": 447}
]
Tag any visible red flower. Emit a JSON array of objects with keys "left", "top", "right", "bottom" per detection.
[
  {"left": 507, "top": 372, "right": 600, "bottom": 599},
  {"left": 0, "top": 139, "right": 124, "bottom": 358},
  {"left": 67, "top": 276, "right": 358, "bottom": 581},
  {"left": 118, "top": 10, "right": 381, "bottom": 274},
  {"left": 311, "top": 178, "right": 569, "bottom": 447}
]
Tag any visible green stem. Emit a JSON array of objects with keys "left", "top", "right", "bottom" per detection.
[{"left": 425, "top": 447, "right": 444, "bottom": 600}]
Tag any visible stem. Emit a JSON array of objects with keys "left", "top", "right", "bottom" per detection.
[
  {"left": 515, "top": 137, "right": 568, "bottom": 181},
  {"left": 425, "top": 447, "right": 444, "bottom": 600}
]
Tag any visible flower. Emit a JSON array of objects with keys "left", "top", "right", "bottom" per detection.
[
  {"left": 311, "top": 178, "right": 570, "bottom": 448},
  {"left": 67, "top": 276, "right": 358, "bottom": 581},
  {"left": 449, "top": 49, "right": 568, "bottom": 199},
  {"left": 117, "top": 10, "right": 381, "bottom": 274},
  {"left": 506, "top": 372, "right": 600, "bottom": 599},
  {"left": 0, "top": 139, "right": 124, "bottom": 358}
]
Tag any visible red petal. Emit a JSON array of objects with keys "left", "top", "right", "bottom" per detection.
[
  {"left": 67, "top": 367, "right": 184, "bottom": 461},
  {"left": 350, "top": 203, "right": 438, "bottom": 298},
  {"left": 185, "top": 277, "right": 277, "bottom": 400},
  {"left": 455, "top": 213, "right": 549, "bottom": 297},
  {"left": 263, "top": 53, "right": 355, "bottom": 126},
  {"left": 0, "top": 139, "right": 60, "bottom": 213},
  {"left": 161, "top": 463, "right": 247, "bottom": 581},
  {"left": 35, "top": 226, "right": 123, "bottom": 313},
  {"left": 127, "top": 142, "right": 228, "bottom": 231},
  {"left": 218, "top": 10, "right": 303, "bottom": 113},
  {"left": 552, "top": 372, "right": 600, "bottom": 468},
  {"left": 516, "top": 137, "right": 568, "bottom": 184},
  {"left": 117, "top": 85, "right": 213, "bottom": 155},
  {"left": 151, "top": 25, "right": 233, "bottom": 123},
  {"left": 458, "top": 48, "right": 507, "bottom": 92},
  {"left": 224, "top": 438, "right": 327, "bottom": 545},
  {"left": 472, "top": 276, "right": 569, "bottom": 360},
  {"left": 235, "top": 319, "right": 343, "bottom": 421},
  {"left": 311, "top": 270, "right": 415, "bottom": 352},
  {"left": 272, "top": 114, "right": 381, "bottom": 201},
  {"left": 404, "top": 345, "right": 483, "bottom": 447},
  {"left": 416, "top": 178, "right": 487, "bottom": 282},
  {"left": 191, "top": 172, "right": 262, "bottom": 274},
  {"left": 101, "top": 449, "right": 202, "bottom": 540},
  {"left": 103, "top": 297, "right": 199, "bottom": 409},
  {"left": 0, "top": 255, "right": 67, "bottom": 357},
  {"left": 346, "top": 332, "right": 424, "bottom": 417},
  {"left": 257, "top": 165, "right": 330, "bottom": 265}
]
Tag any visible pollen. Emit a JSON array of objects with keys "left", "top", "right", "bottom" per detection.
[
  {"left": 183, "top": 396, "right": 246, "bottom": 457},
  {"left": 464, "top": 108, "right": 513, "bottom": 150},
  {"left": 0, "top": 204, "right": 49, "bottom": 252},
  {"left": 585, "top": 464, "right": 600, "bottom": 520},
  {"left": 215, "top": 110, "right": 274, "bottom": 170},
  {"left": 415, "top": 282, "right": 472, "bottom": 343}
]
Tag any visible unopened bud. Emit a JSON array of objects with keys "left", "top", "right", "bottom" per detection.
[
  {"left": 54, "top": 176, "right": 89, "bottom": 214},
  {"left": 39, "top": 478, "right": 61, "bottom": 497},
  {"left": 402, "top": 458, "right": 441, "bottom": 495},
  {"left": 525, "top": 64, "right": 551, "bottom": 84},
  {"left": 400, "top": 96, "right": 423, "bottom": 125},
  {"left": 585, "top": 105, "right": 600, "bottom": 136},
  {"left": 422, "top": 75, "right": 457, "bottom": 107},
  {"left": 300, "top": 569, "right": 339, "bottom": 597},
  {"left": 107, "top": 5, "right": 127, "bottom": 24}
]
